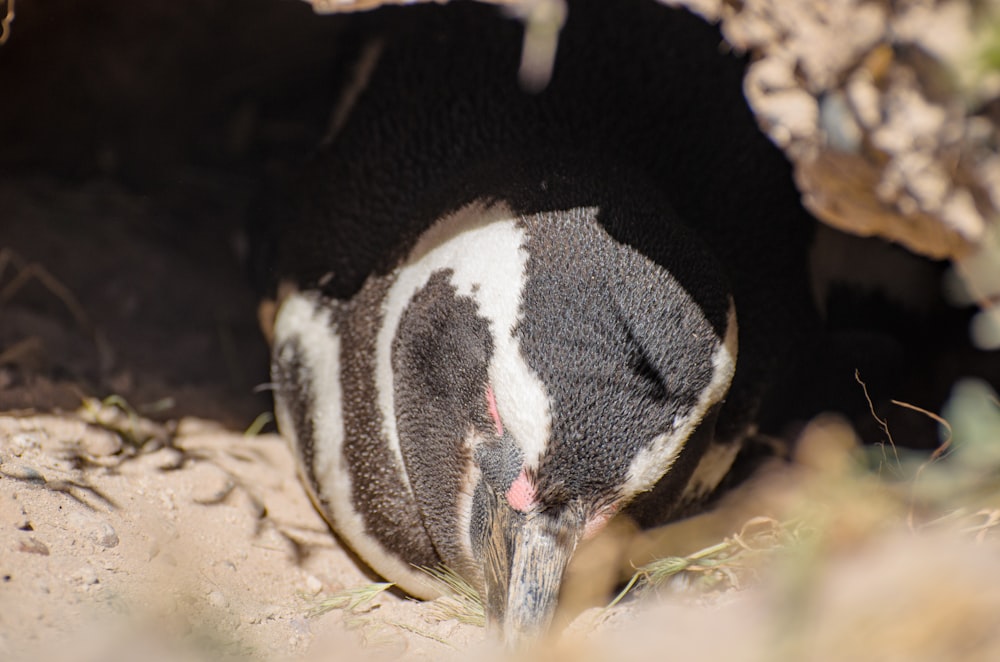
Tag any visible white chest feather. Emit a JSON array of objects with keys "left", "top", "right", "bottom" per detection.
[{"left": 375, "top": 201, "right": 553, "bottom": 474}]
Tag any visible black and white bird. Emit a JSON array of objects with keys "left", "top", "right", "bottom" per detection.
[{"left": 254, "top": 0, "right": 817, "bottom": 645}]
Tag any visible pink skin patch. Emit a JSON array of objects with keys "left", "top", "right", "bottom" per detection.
[
  {"left": 505, "top": 469, "right": 537, "bottom": 513},
  {"left": 485, "top": 383, "right": 536, "bottom": 513},
  {"left": 485, "top": 384, "right": 504, "bottom": 437}
]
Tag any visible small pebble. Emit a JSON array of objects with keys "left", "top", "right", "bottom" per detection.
[
  {"left": 10, "top": 433, "right": 41, "bottom": 456},
  {"left": 17, "top": 537, "right": 50, "bottom": 556},
  {"left": 149, "top": 447, "right": 185, "bottom": 471},
  {"left": 304, "top": 574, "right": 324, "bottom": 595},
  {"left": 67, "top": 511, "right": 120, "bottom": 549},
  {"left": 80, "top": 429, "right": 123, "bottom": 458},
  {"left": 89, "top": 521, "right": 120, "bottom": 548},
  {"left": 206, "top": 590, "right": 228, "bottom": 608},
  {"left": 191, "top": 464, "right": 235, "bottom": 504}
]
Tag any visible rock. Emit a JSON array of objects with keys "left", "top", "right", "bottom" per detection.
[
  {"left": 9, "top": 433, "right": 41, "bottom": 457},
  {"left": 146, "top": 446, "right": 186, "bottom": 471},
  {"left": 189, "top": 463, "right": 235, "bottom": 505},
  {"left": 17, "top": 536, "right": 50, "bottom": 556},
  {"left": 206, "top": 589, "right": 228, "bottom": 608},
  {"left": 66, "top": 511, "right": 120, "bottom": 549},
  {"left": 90, "top": 521, "right": 120, "bottom": 549},
  {"left": 305, "top": 574, "right": 324, "bottom": 596},
  {"left": 79, "top": 428, "right": 123, "bottom": 458}
]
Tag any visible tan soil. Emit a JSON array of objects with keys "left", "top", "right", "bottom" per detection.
[{"left": 0, "top": 413, "right": 487, "bottom": 661}]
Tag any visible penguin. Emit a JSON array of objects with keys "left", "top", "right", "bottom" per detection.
[{"left": 253, "top": 0, "right": 818, "bottom": 646}]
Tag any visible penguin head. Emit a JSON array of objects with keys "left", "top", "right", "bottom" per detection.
[{"left": 386, "top": 196, "right": 737, "bottom": 645}]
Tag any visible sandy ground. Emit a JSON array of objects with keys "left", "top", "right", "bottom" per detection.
[
  {"left": 0, "top": 413, "right": 487, "bottom": 661},
  {"left": 3, "top": 401, "right": 1000, "bottom": 662}
]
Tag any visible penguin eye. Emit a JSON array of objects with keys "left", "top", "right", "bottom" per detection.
[
  {"left": 485, "top": 383, "right": 504, "bottom": 437},
  {"left": 474, "top": 435, "right": 521, "bottom": 492},
  {"left": 477, "top": 385, "right": 538, "bottom": 513}
]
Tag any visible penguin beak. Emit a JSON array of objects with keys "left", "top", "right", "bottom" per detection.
[{"left": 480, "top": 489, "right": 583, "bottom": 648}]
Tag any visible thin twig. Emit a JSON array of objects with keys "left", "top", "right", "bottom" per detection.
[
  {"left": 855, "top": 369, "right": 901, "bottom": 473},
  {"left": 0, "top": 0, "right": 14, "bottom": 45},
  {"left": 244, "top": 412, "right": 274, "bottom": 438},
  {"left": 893, "top": 399, "right": 955, "bottom": 531},
  {"left": 892, "top": 399, "right": 953, "bottom": 462}
]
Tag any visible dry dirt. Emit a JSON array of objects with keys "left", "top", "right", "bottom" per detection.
[
  {"left": 0, "top": 413, "right": 488, "bottom": 661},
  {"left": 3, "top": 390, "right": 1000, "bottom": 662}
]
